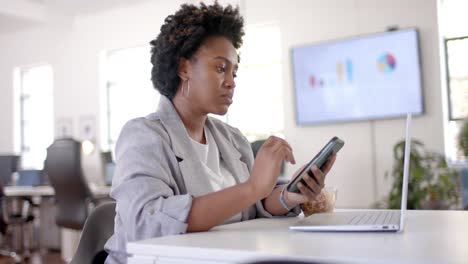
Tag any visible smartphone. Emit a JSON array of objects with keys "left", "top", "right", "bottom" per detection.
[{"left": 286, "top": 136, "right": 344, "bottom": 193}]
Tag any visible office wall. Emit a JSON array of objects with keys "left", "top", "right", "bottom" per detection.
[
  {"left": 0, "top": 0, "right": 443, "bottom": 207},
  {"left": 261, "top": 0, "right": 444, "bottom": 208}
]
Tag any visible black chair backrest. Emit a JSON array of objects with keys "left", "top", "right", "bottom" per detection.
[
  {"left": 0, "top": 155, "right": 20, "bottom": 186},
  {"left": 0, "top": 185, "right": 6, "bottom": 235},
  {"left": 70, "top": 201, "right": 116, "bottom": 264},
  {"left": 45, "top": 138, "right": 92, "bottom": 230}
]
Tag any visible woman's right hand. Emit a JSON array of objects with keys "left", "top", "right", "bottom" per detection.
[{"left": 247, "top": 136, "right": 296, "bottom": 199}]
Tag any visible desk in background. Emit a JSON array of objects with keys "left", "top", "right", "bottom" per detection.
[
  {"left": 3, "top": 185, "right": 111, "bottom": 252},
  {"left": 127, "top": 210, "right": 468, "bottom": 264},
  {"left": 3, "top": 186, "right": 54, "bottom": 197},
  {"left": 3, "top": 185, "right": 111, "bottom": 198}
]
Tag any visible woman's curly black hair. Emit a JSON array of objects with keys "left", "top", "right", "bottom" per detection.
[{"left": 149, "top": 1, "right": 244, "bottom": 100}]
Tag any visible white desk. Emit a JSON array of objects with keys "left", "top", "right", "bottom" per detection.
[
  {"left": 91, "top": 185, "right": 112, "bottom": 197},
  {"left": 127, "top": 210, "right": 468, "bottom": 264},
  {"left": 3, "top": 186, "right": 55, "bottom": 197},
  {"left": 3, "top": 185, "right": 111, "bottom": 197}
]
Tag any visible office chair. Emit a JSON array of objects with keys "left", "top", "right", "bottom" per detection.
[
  {"left": 0, "top": 185, "right": 34, "bottom": 263},
  {"left": 44, "top": 138, "right": 96, "bottom": 230},
  {"left": 70, "top": 201, "right": 116, "bottom": 264},
  {"left": 0, "top": 155, "right": 20, "bottom": 186}
]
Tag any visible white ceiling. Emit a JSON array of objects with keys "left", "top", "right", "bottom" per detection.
[
  {"left": 45, "top": 0, "right": 151, "bottom": 16},
  {"left": 0, "top": 0, "right": 151, "bottom": 35},
  {"left": 0, "top": 13, "right": 39, "bottom": 34}
]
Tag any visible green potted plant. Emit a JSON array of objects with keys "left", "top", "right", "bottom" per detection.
[
  {"left": 457, "top": 118, "right": 468, "bottom": 158},
  {"left": 456, "top": 118, "right": 468, "bottom": 210},
  {"left": 384, "top": 139, "right": 460, "bottom": 210}
]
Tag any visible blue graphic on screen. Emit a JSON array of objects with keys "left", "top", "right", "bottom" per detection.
[
  {"left": 346, "top": 59, "right": 353, "bottom": 82},
  {"left": 291, "top": 29, "right": 422, "bottom": 124}
]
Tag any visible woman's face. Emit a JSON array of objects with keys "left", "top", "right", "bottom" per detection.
[{"left": 181, "top": 36, "right": 238, "bottom": 115}]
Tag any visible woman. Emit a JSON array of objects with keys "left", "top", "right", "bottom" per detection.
[{"left": 104, "top": 2, "right": 336, "bottom": 263}]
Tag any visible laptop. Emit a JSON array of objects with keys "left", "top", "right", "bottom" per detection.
[
  {"left": 290, "top": 113, "right": 412, "bottom": 232},
  {"left": 16, "top": 169, "right": 49, "bottom": 186}
]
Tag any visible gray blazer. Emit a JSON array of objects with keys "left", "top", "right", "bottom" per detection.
[{"left": 104, "top": 96, "right": 299, "bottom": 264}]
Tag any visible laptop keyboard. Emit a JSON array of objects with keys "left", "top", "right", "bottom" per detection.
[{"left": 348, "top": 211, "right": 399, "bottom": 225}]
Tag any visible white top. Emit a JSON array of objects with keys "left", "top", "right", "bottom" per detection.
[
  {"left": 191, "top": 127, "right": 242, "bottom": 224},
  {"left": 127, "top": 210, "right": 468, "bottom": 264}
]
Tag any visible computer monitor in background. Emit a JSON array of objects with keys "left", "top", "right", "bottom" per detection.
[
  {"left": 291, "top": 28, "right": 423, "bottom": 125},
  {"left": 101, "top": 151, "right": 115, "bottom": 186},
  {"left": 16, "top": 169, "right": 49, "bottom": 186},
  {"left": 104, "top": 163, "right": 115, "bottom": 186},
  {"left": 0, "top": 155, "right": 20, "bottom": 186}
]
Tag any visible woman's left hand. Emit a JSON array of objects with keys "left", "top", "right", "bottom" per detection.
[{"left": 284, "top": 154, "right": 337, "bottom": 205}]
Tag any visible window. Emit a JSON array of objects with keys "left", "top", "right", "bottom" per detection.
[
  {"left": 103, "top": 26, "right": 283, "bottom": 150},
  {"left": 440, "top": 0, "right": 468, "bottom": 163},
  {"left": 223, "top": 24, "right": 284, "bottom": 141},
  {"left": 102, "top": 46, "right": 160, "bottom": 151},
  {"left": 445, "top": 37, "right": 468, "bottom": 121},
  {"left": 14, "top": 65, "right": 54, "bottom": 169}
]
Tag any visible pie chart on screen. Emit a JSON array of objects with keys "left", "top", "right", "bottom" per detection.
[{"left": 377, "top": 53, "right": 396, "bottom": 73}]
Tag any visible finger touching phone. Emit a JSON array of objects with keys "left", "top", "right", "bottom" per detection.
[{"left": 286, "top": 137, "right": 344, "bottom": 193}]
